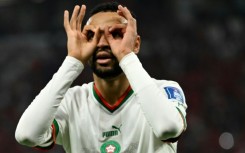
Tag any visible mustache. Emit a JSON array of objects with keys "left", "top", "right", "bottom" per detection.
[
  {"left": 91, "top": 46, "right": 116, "bottom": 61},
  {"left": 95, "top": 46, "right": 112, "bottom": 53}
]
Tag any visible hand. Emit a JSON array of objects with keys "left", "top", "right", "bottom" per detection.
[
  {"left": 64, "top": 5, "right": 99, "bottom": 64},
  {"left": 104, "top": 5, "right": 139, "bottom": 61}
]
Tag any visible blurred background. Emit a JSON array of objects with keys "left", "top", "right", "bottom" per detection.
[{"left": 0, "top": 0, "right": 244, "bottom": 152}]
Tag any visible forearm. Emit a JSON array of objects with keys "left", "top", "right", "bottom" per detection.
[
  {"left": 120, "top": 52, "right": 184, "bottom": 140},
  {"left": 15, "top": 56, "right": 83, "bottom": 146}
]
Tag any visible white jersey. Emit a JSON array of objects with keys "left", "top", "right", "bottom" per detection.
[
  {"left": 15, "top": 53, "right": 187, "bottom": 153},
  {"left": 54, "top": 80, "right": 186, "bottom": 153}
]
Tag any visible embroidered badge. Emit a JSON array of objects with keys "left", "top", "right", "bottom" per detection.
[
  {"left": 164, "top": 86, "right": 184, "bottom": 103},
  {"left": 100, "top": 140, "right": 121, "bottom": 153}
]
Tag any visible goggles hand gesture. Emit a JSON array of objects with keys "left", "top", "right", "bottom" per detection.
[{"left": 64, "top": 5, "right": 99, "bottom": 64}]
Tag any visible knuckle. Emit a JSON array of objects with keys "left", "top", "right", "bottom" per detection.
[
  {"left": 129, "top": 18, "right": 136, "bottom": 23},
  {"left": 132, "top": 18, "right": 136, "bottom": 23}
]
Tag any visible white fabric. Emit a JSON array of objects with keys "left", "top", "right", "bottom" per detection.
[
  {"left": 120, "top": 52, "right": 186, "bottom": 140},
  {"left": 15, "top": 56, "right": 84, "bottom": 146},
  {"left": 15, "top": 53, "right": 187, "bottom": 153}
]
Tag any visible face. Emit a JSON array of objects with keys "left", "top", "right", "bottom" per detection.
[{"left": 86, "top": 12, "right": 127, "bottom": 79}]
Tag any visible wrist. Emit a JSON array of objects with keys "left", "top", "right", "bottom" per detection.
[
  {"left": 67, "top": 53, "right": 87, "bottom": 65},
  {"left": 116, "top": 51, "right": 133, "bottom": 62},
  {"left": 66, "top": 56, "right": 84, "bottom": 67}
]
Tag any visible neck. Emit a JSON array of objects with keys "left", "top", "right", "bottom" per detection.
[{"left": 93, "top": 73, "right": 130, "bottom": 106}]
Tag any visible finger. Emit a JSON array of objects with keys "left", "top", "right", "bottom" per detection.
[
  {"left": 64, "top": 10, "right": 71, "bottom": 32},
  {"left": 104, "top": 26, "right": 113, "bottom": 43},
  {"left": 82, "top": 25, "right": 94, "bottom": 35},
  {"left": 77, "top": 5, "right": 86, "bottom": 31},
  {"left": 117, "top": 10, "right": 123, "bottom": 17},
  {"left": 118, "top": 5, "right": 133, "bottom": 20},
  {"left": 117, "top": 5, "right": 136, "bottom": 31},
  {"left": 70, "top": 5, "right": 80, "bottom": 30},
  {"left": 109, "top": 24, "right": 126, "bottom": 33},
  {"left": 92, "top": 27, "right": 100, "bottom": 44}
]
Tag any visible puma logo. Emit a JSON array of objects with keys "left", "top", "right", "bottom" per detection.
[
  {"left": 112, "top": 124, "right": 122, "bottom": 133},
  {"left": 102, "top": 124, "right": 122, "bottom": 138}
]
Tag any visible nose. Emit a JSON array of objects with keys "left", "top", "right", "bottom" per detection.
[
  {"left": 97, "top": 27, "right": 109, "bottom": 47},
  {"left": 97, "top": 34, "right": 109, "bottom": 47}
]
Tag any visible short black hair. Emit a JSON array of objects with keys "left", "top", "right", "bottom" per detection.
[{"left": 89, "top": 1, "right": 136, "bottom": 18}]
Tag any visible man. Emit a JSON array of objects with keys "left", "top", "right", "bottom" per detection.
[{"left": 15, "top": 2, "right": 187, "bottom": 153}]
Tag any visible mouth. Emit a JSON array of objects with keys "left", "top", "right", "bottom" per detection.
[{"left": 95, "top": 51, "right": 113, "bottom": 65}]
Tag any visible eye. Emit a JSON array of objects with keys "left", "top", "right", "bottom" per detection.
[
  {"left": 111, "top": 30, "right": 123, "bottom": 39},
  {"left": 87, "top": 30, "right": 94, "bottom": 41}
]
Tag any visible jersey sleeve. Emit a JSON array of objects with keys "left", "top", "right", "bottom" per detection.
[
  {"left": 15, "top": 56, "right": 83, "bottom": 148},
  {"left": 160, "top": 82, "right": 187, "bottom": 142},
  {"left": 35, "top": 97, "right": 69, "bottom": 149},
  {"left": 53, "top": 95, "right": 70, "bottom": 146},
  {"left": 161, "top": 82, "right": 187, "bottom": 130},
  {"left": 119, "top": 52, "right": 187, "bottom": 141},
  {"left": 34, "top": 120, "right": 59, "bottom": 150}
]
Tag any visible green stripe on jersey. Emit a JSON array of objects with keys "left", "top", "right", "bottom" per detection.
[{"left": 53, "top": 119, "right": 59, "bottom": 137}]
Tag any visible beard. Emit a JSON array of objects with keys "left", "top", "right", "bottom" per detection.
[{"left": 89, "top": 47, "right": 123, "bottom": 79}]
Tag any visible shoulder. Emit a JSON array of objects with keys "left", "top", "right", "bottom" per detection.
[
  {"left": 152, "top": 78, "right": 183, "bottom": 89},
  {"left": 59, "top": 82, "right": 94, "bottom": 111},
  {"left": 67, "top": 82, "right": 93, "bottom": 95},
  {"left": 153, "top": 78, "right": 188, "bottom": 130},
  {"left": 61, "top": 82, "right": 94, "bottom": 104}
]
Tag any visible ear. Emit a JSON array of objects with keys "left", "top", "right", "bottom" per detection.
[{"left": 133, "top": 35, "right": 141, "bottom": 54}]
